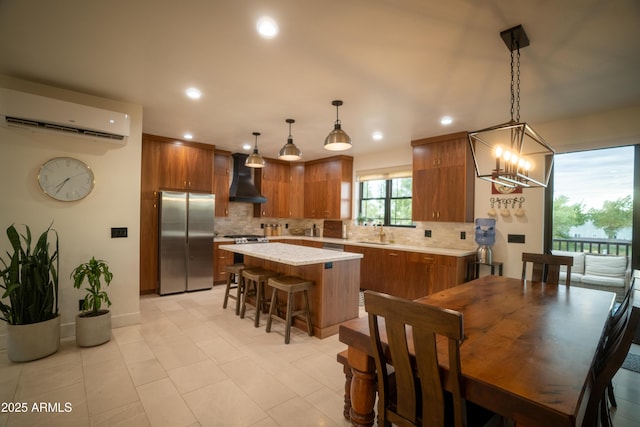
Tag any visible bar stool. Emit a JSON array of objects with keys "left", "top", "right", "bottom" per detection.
[
  {"left": 222, "top": 263, "right": 245, "bottom": 315},
  {"left": 240, "top": 267, "right": 279, "bottom": 327},
  {"left": 266, "top": 276, "right": 313, "bottom": 344}
]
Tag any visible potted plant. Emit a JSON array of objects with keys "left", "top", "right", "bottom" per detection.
[
  {"left": 71, "top": 257, "right": 113, "bottom": 347},
  {"left": 0, "top": 224, "right": 60, "bottom": 362}
]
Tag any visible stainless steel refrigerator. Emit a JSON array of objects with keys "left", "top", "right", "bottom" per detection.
[{"left": 158, "top": 191, "right": 214, "bottom": 295}]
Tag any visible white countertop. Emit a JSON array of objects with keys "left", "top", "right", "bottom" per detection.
[
  {"left": 218, "top": 242, "right": 363, "bottom": 266},
  {"left": 214, "top": 235, "right": 474, "bottom": 257}
]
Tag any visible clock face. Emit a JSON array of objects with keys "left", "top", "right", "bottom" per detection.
[{"left": 38, "top": 157, "right": 95, "bottom": 201}]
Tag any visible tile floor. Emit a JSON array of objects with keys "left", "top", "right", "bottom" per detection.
[{"left": 0, "top": 285, "right": 638, "bottom": 427}]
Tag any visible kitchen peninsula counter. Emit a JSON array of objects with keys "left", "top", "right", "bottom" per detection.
[{"left": 219, "top": 243, "right": 362, "bottom": 338}]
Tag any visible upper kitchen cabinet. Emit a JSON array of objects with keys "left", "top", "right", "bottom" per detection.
[
  {"left": 304, "top": 156, "right": 353, "bottom": 220},
  {"left": 143, "top": 133, "right": 215, "bottom": 193},
  {"left": 140, "top": 133, "right": 215, "bottom": 294},
  {"left": 288, "top": 163, "right": 305, "bottom": 218},
  {"left": 411, "top": 131, "right": 474, "bottom": 223},
  {"left": 214, "top": 150, "right": 231, "bottom": 217},
  {"left": 254, "top": 158, "right": 291, "bottom": 218}
]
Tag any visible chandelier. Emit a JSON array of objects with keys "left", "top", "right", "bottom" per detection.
[{"left": 468, "top": 25, "right": 555, "bottom": 188}]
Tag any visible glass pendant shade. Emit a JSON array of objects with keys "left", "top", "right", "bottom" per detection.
[
  {"left": 278, "top": 119, "right": 302, "bottom": 161},
  {"left": 324, "top": 100, "right": 352, "bottom": 151},
  {"left": 468, "top": 25, "right": 554, "bottom": 188},
  {"left": 245, "top": 132, "right": 265, "bottom": 168}
]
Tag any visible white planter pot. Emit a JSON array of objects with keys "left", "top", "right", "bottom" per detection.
[
  {"left": 7, "top": 315, "right": 61, "bottom": 362},
  {"left": 75, "top": 310, "right": 111, "bottom": 347}
]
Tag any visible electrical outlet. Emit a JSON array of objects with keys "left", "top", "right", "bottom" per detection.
[
  {"left": 460, "top": 231, "right": 466, "bottom": 240},
  {"left": 424, "top": 230, "right": 432, "bottom": 238}
]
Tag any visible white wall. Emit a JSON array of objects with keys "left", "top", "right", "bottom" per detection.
[{"left": 0, "top": 76, "right": 142, "bottom": 348}]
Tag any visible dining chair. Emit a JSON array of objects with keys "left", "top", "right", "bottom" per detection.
[
  {"left": 605, "top": 277, "right": 636, "bottom": 408},
  {"left": 364, "top": 290, "right": 496, "bottom": 427},
  {"left": 521, "top": 252, "right": 574, "bottom": 284},
  {"left": 582, "top": 304, "right": 640, "bottom": 427}
]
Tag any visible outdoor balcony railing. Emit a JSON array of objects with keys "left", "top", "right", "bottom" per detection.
[{"left": 552, "top": 237, "right": 632, "bottom": 257}]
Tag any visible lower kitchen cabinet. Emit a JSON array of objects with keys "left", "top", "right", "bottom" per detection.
[
  {"left": 345, "top": 244, "right": 474, "bottom": 300},
  {"left": 213, "top": 242, "right": 234, "bottom": 285}
]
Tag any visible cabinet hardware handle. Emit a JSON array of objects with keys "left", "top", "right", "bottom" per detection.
[{"left": 389, "top": 253, "right": 398, "bottom": 256}]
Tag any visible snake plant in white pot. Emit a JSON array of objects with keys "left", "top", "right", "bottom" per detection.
[
  {"left": 71, "top": 257, "right": 113, "bottom": 347},
  {"left": 0, "top": 224, "right": 60, "bottom": 362}
]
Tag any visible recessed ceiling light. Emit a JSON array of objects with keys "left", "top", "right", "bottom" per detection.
[
  {"left": 243, "top": 143, "right": 252, "bottom": 150},
  {"left": 257, "top": 16, "right": 278, "bottom": 39},
  {"left": 372, "top": 131, "right": 384, "bottom": 140},
  {"left": 183, "top": 133, "right": 193, "bottom": 140},
  {"left": 185, "top": 87, "right": 202, "bottom": 99},
  {"left": 440, "top": 116, "right": 453, "bottom": 125}
]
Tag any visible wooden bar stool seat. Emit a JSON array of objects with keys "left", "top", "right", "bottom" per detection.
[
  {"left": 222, "top": 263, "right": 246, "bottom": 315},
  {"left": 240, "top": 267, "right": 279, "bottom": 327},
  {"left": 266, "top": 275, "right": 314, "bottom": 344}
]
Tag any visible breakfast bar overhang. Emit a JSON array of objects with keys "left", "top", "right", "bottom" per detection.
[{"left": 219, "top": 243, "right": 363, "bottom": 338}]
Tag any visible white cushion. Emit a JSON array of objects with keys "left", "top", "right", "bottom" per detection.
[
  {"left": 559, "top": 272, "right": 583, "bottom": 284},
  {"left": 581, "top": 274, "right": 626, "bottom": 288},
  {"left": 552, "top": 250, "right": 585, "bottom": 275},
  {"left": 584, "top": 254, "right": 627, "bottom": 278}
]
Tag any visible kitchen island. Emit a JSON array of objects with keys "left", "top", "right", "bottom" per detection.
[{"left": 219, "top": 242, "right": 363, "bottom": 338}]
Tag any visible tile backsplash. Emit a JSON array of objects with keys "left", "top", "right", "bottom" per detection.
[{"left": 216, "top": 202, "right": 476, "bottom": 251}]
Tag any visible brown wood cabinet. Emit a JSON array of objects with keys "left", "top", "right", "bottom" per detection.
[
  {"left": 213, "top": 151, "right": 231, "bottom": 217},
  {"left": 345, "top": 244, "right": 474, "bottom": 300},
  {"left": 411, "top": 131, "right": 474, "bottom": 222},
  {"left": 304, "top": 156, "right": 353, "bottom": 219},
  {"left": 254, "top": 158, "right": 291, "bottom": 218},
  {"left": 139, "top": 133, "right": 215, "bottom": 294},
  {"left": 213, "top": 241, "right": 234, "bottom": 284},
  {"left": 288, "top": 163, "right": 305, "bottom": 218}
]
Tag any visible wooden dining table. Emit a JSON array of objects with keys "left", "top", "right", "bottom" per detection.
[{"left": 339, "top": 275, "right": 617, "bottom": 427}]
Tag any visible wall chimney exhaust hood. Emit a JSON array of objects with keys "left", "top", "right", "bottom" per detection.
[{"left": 229, "top": 153, "right": 267, "bottom": 203}]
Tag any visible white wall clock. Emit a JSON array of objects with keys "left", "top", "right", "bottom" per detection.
[{"left": 38, "top": 157, "right": 95, "bottom": 201}]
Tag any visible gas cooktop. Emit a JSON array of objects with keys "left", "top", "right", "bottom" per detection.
[{"left": 223, "top": 234, "right": 269, "bottom": 244}]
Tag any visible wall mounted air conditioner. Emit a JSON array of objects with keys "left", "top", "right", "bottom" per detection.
[{"left": 0, "top": 88, "right": 130, "bottom": 143}]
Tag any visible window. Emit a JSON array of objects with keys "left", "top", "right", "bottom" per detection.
[
  {"left": 547, "top": 145, "right": 637, "bottom": 259},
  {"left": 359, "top": 177, "right": 413, "bottom": 226}
]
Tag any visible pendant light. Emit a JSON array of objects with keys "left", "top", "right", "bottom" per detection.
[
  {"left": 245, "top": 132, "right": 265, "bottom": 168},
  {"left": 468, "top": 25, "right": 554, "bottom": 188},
  {"left": 324, "top": 100, "right": 352, "bottom": 151},
  {"left": 278, "top": 119, "right": 302, "bottom": 161}
]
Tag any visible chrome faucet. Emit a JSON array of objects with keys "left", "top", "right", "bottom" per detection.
[{"left": 378, "top": 223, "right": 386, "bottom": 243}]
